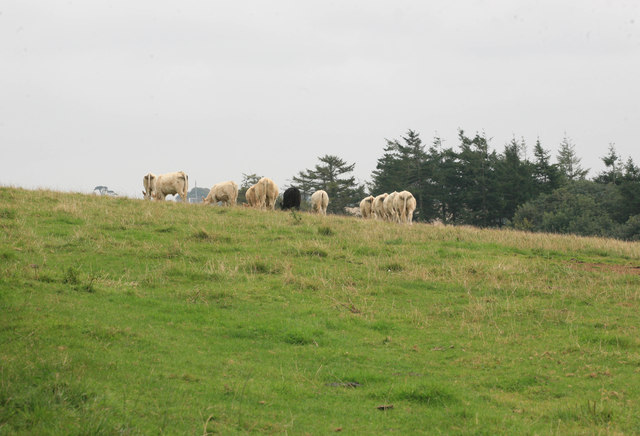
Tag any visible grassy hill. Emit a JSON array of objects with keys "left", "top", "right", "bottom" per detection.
[{"left": 1, "top": 187, "right": 639, "bottom": 434}]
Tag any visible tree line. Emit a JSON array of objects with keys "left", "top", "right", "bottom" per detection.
[{"left": 286, "top": 129, "right": 640, "bottom": 241}]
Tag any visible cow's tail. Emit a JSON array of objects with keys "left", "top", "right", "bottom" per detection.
[
  {"left": 402, "top": 194, "right": 408, "bottom": 223},
  {"left": 323, "top": 191, "right": 328, "bottom": 214},
  {"left": 180, "top": 171, "right": 188, "bottom": 202},
  {"left": 145, "top": 173, "right": 152, "bottom": 199}
]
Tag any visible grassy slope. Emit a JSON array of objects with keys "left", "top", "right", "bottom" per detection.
[{"left": 1, "top": 187, "right": 639, "bottom": 435}]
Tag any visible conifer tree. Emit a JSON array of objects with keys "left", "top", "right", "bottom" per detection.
[
  {"left": 494, "top": 137, "right": 535, "bottom": 225},
  {"left": 457, "top": 130, "right": 500, "bottom": 226},
  {"left": 556, "top": 135, "right": 589, "bottom": 181},
  {"left": 532, "top": 138, "right": 562, "bottom": 195},
  {"left": 594, "top": 143, "right": 623, "bottom": 185}
]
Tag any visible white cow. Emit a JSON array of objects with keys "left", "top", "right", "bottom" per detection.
[
  {"left": 359, "top": 195, "right": 375, "bottom": 219},
  {"left": 142, "top": 173, "right": 156, "bottom": 200},
  {"left": 383, "top": 192, "right": 398, "bottom": 222},
  {"left": 372, "top": 193, "right": 388, "bottom": 220},
  {"left": 203, "top": 181, "right": 238, "bottom": 206},
  {"left": 150, "top": 171, "right": 189, "bottom": 202},
  {"left": 311, "top": 190, "right": 329, "bottom": 215},
  {"left": 393, "top": 190, "right": 417, "bottom": 224}
]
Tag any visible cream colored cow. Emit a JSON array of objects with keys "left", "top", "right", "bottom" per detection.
[
  {"left": 245, "top": 185, "right": 259, "bottom": 208},
  {"left": 142, "top": 173, "right": 156, "bottom": 200},
  {"left": 203, "top": 181, "right": 238, "bottom": 206},
  {"left": 149, "top": 171, "right": 189, "bottom": 202},
  {"left": 383, "top": 192, "right": 398, "bottom": 222},
  {"left": 359, "top": 195, "right": 375, "bottom": 219},
  {"left": 259, "top": 177, "right": 279, "bottom": 210},
  {"left": 393, "top": 190, "right": 417, "bottom": 224},
  {"left": 372, "top": 193, "right": 388, "bottom": 220},
  {"left": 311, "top": 190, "right": 329, "bottom": 215}
]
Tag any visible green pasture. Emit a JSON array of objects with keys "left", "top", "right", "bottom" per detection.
[{"left": 1, "top": 187, "right": 639, "bottom": 434}]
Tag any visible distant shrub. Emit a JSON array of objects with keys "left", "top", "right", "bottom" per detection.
[
  {"left": 617, "top": 214, "right": 640, "bottom": 241},
  {"left": 512, "top": 181, "right": 627, "bottom": 239}
]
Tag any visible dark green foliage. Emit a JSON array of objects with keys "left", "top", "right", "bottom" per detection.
[
  {"left": 513, "top": 181, "right": 621, "bottom": 237},
  {"left": 494, "top": 137, "right": 536, "bottom": 224},
  {"left": 456, "top": 130, "right": 501, "bottom": 226},
  {"left": 617, "top": 214, "right": 640, "bottom": 241},
  {"left": 532, "top": 138, "right": 563, "bottom": 195}
]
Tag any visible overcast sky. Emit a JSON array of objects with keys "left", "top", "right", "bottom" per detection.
[{"left": 1, "top": 1, "right": 639, "bottom": 198}]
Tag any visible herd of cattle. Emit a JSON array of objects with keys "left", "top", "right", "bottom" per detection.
[
  {"left": 359, "top": 191, "right": 417, "bottom": 224},
  {"left": 141, "top": 171, "right": 415, "bottom": 223}
]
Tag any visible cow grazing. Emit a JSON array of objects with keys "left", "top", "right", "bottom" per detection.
[
  {"left": 281, "top": 187, "right": 301, "bottom": 210},
  {"left": 311, "top": 190, "right": 329, "bottom": 215},
  {"left": 203, "top": 181, "right": 238, "bottom": 207},
  {"left": 259, "top": 177, "right": 279, "bottom": 210},
  {"left": 148, "top": 171, "right": 189, "bottom": 202},
  {"left": 245, "top": 185, "right": 259, "bottom": 208},
  {"left": 249, "top": 181, "right": 266, "bottom": 208},
  {"left": 359, "top": 195, "right": 375, "bottom": 219},
  {"left": 372, "top": 193, "right": 388, "bottom": 220},
  {"left": 383, "top": 192, "right": 398, "bottom": 222},
  {"left": 393, "top": 190, "right": 417, "bottom": 224},
  {"left": 142, "top": 173, "right": 156, "bottom": 200}
]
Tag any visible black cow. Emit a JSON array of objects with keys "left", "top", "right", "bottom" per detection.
[{"left": 280, "top": 187, "right": 301, "bottom": 210}]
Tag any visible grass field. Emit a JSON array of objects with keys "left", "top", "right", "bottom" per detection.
[{"left": 1, "top": 187, "right": 640, "bottom": 434}]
